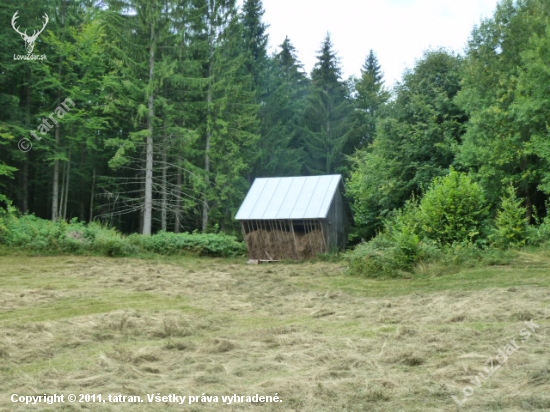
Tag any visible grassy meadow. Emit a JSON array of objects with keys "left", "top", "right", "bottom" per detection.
[{"left": 0, "top": 251, "right": 549, "bottom": 411}]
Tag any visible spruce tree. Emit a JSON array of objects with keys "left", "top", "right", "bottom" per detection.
[
  {"left": 254, "top": 36, "right": 309, "bottom": 177},
  {"left": 303, "top": 33, "right": 351, "bottom": 175},
  {"left": 196, "top": 1, "right": 260, "bottom": 231},
  {"left": 241, "top": 0, "right": 268, "bottom": 93},
  {"left": 348, "top": 50, "right": 389, "bottom": 150},
  {"left": 102, "top": 0, "right": 189, "bottom": 234}
]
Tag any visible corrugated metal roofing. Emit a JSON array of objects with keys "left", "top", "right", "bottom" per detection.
[{"left": 235, "top": 175, "right": 342, "bottom": 220}]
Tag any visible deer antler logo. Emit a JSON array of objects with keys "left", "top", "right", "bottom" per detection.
[{"left": 11, "top": 11, "right": 49, "bottom": 55}]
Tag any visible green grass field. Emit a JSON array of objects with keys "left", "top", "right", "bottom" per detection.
[{"left": 0, "top": 251, "right": 549, "bottom": 411}]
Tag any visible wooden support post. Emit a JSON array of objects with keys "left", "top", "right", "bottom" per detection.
[
  {"left": 319, "top": 220, "right": 328, "bottom": 253},
  {"left": 241, "top": 222, "right": 247, "bottom": 250},
  {"left": 290, "top": 220, "right": 298, "bottom": 259},
  {"left": 307, "top": 220, "right": 313, "bottom": 256}
]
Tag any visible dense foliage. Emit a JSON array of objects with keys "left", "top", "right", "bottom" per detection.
[
  {"left": 1, "top": 0, "right": 550, "bottom": 271},
  {"left": 0, "top": 210, "right": 246, "bottom": 257},
  {"left": 346, "top": 170, "right": 550, "bottom": 277},
  {"left": 0, "top": 0, "right": 357, "bottom": 235}
]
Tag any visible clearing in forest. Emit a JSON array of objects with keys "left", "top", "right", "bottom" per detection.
[{"left": 0, "top": 253, "right": 549, "bottom": 411}]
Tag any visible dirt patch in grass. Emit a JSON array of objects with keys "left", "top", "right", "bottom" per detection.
[{"left": 0, "top": 255, "right": 549, "bottom": 411}]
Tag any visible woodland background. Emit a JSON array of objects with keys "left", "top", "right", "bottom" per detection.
[{"left": 1, "top": 0, "right": 550, "bottom": 243}]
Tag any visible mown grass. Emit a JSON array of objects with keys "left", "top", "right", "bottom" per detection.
[{"left": 0, "top": 250, "right": 549, "bottom": 411}]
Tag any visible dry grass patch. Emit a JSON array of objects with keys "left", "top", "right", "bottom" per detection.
[{"left": 0, "top": 254, "right": 548, "bottom": 411}]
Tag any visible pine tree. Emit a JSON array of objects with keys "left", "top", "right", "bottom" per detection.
[
  {"left": 101, "top": 0, "right": 189, "bottom": 234},
  {"left": 303, "top": 33, "right": 351, "bottom": 175},
  {"left": 3, "top": 0, "right": 106, "bottom": 221},
  {"left": 241, "top": 0, "right": 268, "bottom": 93},
  {"left": 205, "top": 10, "right": 260, "bottom": 230},
  {"left": 185, "top": 0, "right": 261, "bottom": 232},
  {"left": 254, "top": 36, "right": 309, "bottom": 177},
  {"left": 200, "top": 0, "right": 241, "bottom": 232},
  {"left": 348, "top": 50, "right": 389, "bottom": 150},
  {"left": 490, "top": 184, "right": 528, "bottom": 248}
]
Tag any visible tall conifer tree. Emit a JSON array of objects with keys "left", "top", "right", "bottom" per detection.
[
  {"left": 241, "top": 0, "right": 268, "bottom": 93},
  {"left": 254, "top": 36, "right": 309, "bottom": 177},
  {"left": 303, "top": 33, "right": 351, "bottom": 175},
  {"left": 347, "top": 50, "right": 389, "bottom": 151}
]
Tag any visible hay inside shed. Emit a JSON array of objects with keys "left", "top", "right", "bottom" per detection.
[{"left": 235, "top": 175, "right": 350, "bottom": 260}]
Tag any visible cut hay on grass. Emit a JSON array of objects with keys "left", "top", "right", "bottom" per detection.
[{"left": 0, "top": 253, "right": 549, "bottom": 411}]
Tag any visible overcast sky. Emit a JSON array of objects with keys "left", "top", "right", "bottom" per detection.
[{"left": 256, "top": 0, "right": 500, "bottom": 87}]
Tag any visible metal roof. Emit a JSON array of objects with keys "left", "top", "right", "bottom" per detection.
[{"left": 235, "top": 175, "right": 342, "bottom": 220}]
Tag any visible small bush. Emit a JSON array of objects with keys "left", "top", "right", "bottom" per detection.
[
  {"left": 347, "top": 235, "right": 516, "bottom": 278},
  {"left": 526, "top": 204, "right": 550, "bottom": 246},
  {"left": 437, "top": 242, "right": 515, "bottom": 268},
  {"left": 93, "top": 227, "right": 138, "bottom": 257},
  {"left": 535, "top": 218, "right": 550, "bottom": 245},
  {"left": 138, "top": 231, "right": 246, "bottom": 257},
  {"left": 382, "top": 204, "right": 424, "bottom": 268},
  {"left": 346, "top": 240, "right": 403, "bottom": 278},
  {"left": 419, "top": 169, "right": 489, "bottom": 245},
  {"left": 0, "top": 214, "right": 67, "bottom": 252},
  {"left": 346, "top": 238, "right": 440, "bottom": 278},
  {"left": 346, "top": 195, "right": 455, "bottom": 277},
  {"left": 345, "top": 216, "right": 440, "bottom": 278},
  {"left": 489, "top": 185, "right": 528, "bottom": 248}
]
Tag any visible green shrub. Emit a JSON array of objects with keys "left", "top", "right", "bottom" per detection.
[
  {"left": 436, "top": 242, "right": 514, "bottom": 267},
  {"left": 0, "top": 214, "right": 135, "bottom": 256},
  {"left": 93, "top": 229, "right": 138, "bottom": 257},
  {"left": 345, "top": 206, "right": 440, "bottom": 278},
  {"left": 0, "top": 211, "right": 246, "bottom": 258},
  {"left": 419, "top": 169, "right": 488, "bottom": 245},
  {"left": 382, "top": 202, "right": 425, "bottom": 267},
  {"left": 0, "top": 206, "right": 12, "bottom": 243},
  {"left": 345, "top": 235, "right": 439, "bottom": 278},
  {"left": 346, "top": 239, "right": 403, "bottom": 278},
  {"left": 347, "top": 234, "right": 516, "bottom": 279},
  {"left": 527, "top": 214, "right": 550, "bottom": 246},
  {"left": 1, "top": 214, "right": 68, "bottom": 252},
  {"left": 489, "top": 185, "right": 528, "bottom": 248},
  {"left": 538, "top": 218, "right": 550, "bottom": 244},
  {"left": 139, "top": 231, "right": 246, "bottom": 257},
  {"left": 345, "top": 171, "right": 496, "bottom": 278}
]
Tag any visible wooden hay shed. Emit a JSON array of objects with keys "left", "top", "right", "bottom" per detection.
[{"left": 235, "top": 174, "right": 350, "bottom": 260}]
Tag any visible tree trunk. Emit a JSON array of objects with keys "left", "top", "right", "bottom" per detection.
[
  {"left": 161, "top": 143, "right": 167, "bottom": 231},
  {"left": 52, "top": 3, "right": 66, "bottom": 221},
  {"left": 89, "top": 167, "right": 95, "bottom": 222},
  {"left": 174, "top": 164, "right": 182, "bottom": 233},
  {"left": 52, "top": 123, "right": 60, "bottom": 221},
  {"left": 22, "top": 73, "right": 31, "bottom": 213},
  {"left": 58, "top": 160, "right": 66, "bottom": 219},
  {"left": 143, "top": 17, "right": 156, "bottom": 236},
  {"left": 202, "top": 60, "right": 213, "bottom": 233},
  {"left": 79, "top": 145, "right": 85, "bottom": 221},
  {"left": 62, "top": 151, "right": 71, "bottom": 219},
  {"left": 21, "top": 160, "right": 29, "bottom": 213},
  {"left": 525, "top": 185, "right": 533, "bottom": 224}
]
